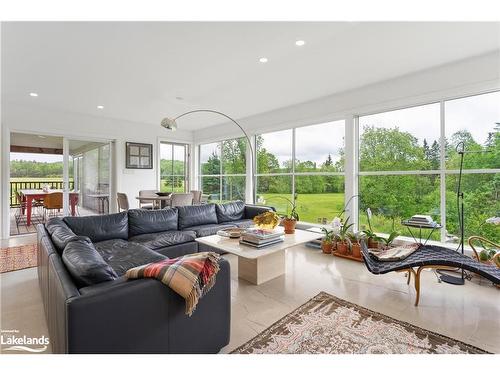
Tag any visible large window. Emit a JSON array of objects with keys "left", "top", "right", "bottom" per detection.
[
  {"left": 199, "top": 138, "right": 246, "bottom": 202},
  {"left": 358, "top": 91, "right": 499, "bottom": 243},
  {"left": 256, "top": 121, "right": 345, "bottom": 223},
  {"left": 444, "top": 92, "right": 500, "bottom": 243},
  {"left": 160, "top": 142, "right": 189, "bottom": 192}
]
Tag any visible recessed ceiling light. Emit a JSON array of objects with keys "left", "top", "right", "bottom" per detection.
[
  {"left": 175, "top": 97, "right": 184, "bottom": 101},
  {"left": 259, "top": 57, "right": 268, "bottom": 63},
  {"left": 97, "top": 105, "right": 104, "bottom": 109},
  {"left": 295, "top": 40, "right": 306, "bottom": 46},
  {"left": 29, "top": 92, "right": 38, "bottom": 97}
]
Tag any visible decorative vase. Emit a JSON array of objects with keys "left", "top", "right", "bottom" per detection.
[
  {"left": 282, "top": 218, "right": 297, "bottom": 234},
  {"left": 337, "top": 241, "right": 348, "bottom": 255},
  {"left": 321, "top": 241, "right": 333, "bottom": 254},
  {"left": 368, "top": 238, "right": 379, "bottom": 249},
  {"left": 351, "top": 242, "right": 361, "bottom": 258}
]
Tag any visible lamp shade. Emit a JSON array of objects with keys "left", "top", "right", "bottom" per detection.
[{"left": 160, "top": 117, "right": 177, "bottom": 131}]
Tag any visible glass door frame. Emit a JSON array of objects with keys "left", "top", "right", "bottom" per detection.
[{"left": 63, "top": 137, "right": 115, "bottom": 216}]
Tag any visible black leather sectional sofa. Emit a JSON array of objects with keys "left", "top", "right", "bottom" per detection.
[{"left": 37, "top": 201, "right": 271, "bottom": 354}]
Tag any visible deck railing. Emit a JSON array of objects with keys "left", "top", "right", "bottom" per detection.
[{"left": 9, "top": 180, "right": 74, "bottom": 207}]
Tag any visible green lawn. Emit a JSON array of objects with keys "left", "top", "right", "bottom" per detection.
[{"left": 260, "top": 193, "right": 345, "bottom": 224}]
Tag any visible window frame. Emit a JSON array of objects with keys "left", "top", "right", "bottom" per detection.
[
  {"left": 255, "top": 120, "right": 346, "bottom": 223},
  {"left": 198, "top": 137, "right": 247, "bottom": 203},
  {"left": 159, "top": 141, "right": 190, "bottom": 193},
  {"left": 356, "top": 90, "right": 500, "bottom": 242}
]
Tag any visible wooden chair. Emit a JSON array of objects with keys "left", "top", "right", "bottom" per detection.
[
  {"left": 117, "top": 192, "right": 130, "bottom": 212},
  {"left": 139, "top": 190, "right": 159, "bottom": 209},
  {"left": 190, "top": 190, "right": 203, "bottom": 205},
  {"left": 170, "top": 193, "right": 194, "bottom": 208},
  {"left": 43, "top": 192, "right": 63, "bottom": 222}
]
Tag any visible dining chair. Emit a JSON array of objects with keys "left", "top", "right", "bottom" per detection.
[
  {"left": 117, "top": 192, "right": 130, "bottom": 212},
  {"left": 170, "top": 193, "right": 194, "bottom": 208},
  {"left": 139, "top": 190, "right": 159, "bottom": 209},
  {"left": 190, "top": 190, "right": 203, "bottom": 205},
  {"left": 43, "top": 192, "right": 63, "bottom": 222}
]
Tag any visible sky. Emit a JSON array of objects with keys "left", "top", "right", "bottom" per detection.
[{"left": 10, "top": 152, "right": 63, "bottom": 163}]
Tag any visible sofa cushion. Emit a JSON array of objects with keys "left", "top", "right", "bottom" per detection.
[
  {"left": 64, "top": 211, "right": 129, "bottom": 242},
  {"left": 216, "top": 201, "right": 245, "bottom": 223},
  {"left": 184, "top": 223, "right": 237, "bottom": 238},
  {"left": 244, "top": 204, "right": 274, "bottom": 220},
  {"left": 129, "top": 230, "right": 196, "bottom": 250},
  {"left": 128, "top": 208, "right": 179, "bottom": 237},
  {"left": 230, "top": 219, "right": 255, "bottom": 229},
  {"left": 177, "top": 204, "right": 218, "bottom": 230},
  {"left": 62, "top": 239, "right": 118, "bottom": 288},
  {"left": 93, "top": 239, "right": 166, "bottom": 276},
  {"left": 45, "top": 217, "right": 91, "bottom": 254}
]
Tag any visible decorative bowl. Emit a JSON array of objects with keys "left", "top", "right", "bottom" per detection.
[{"left": 156, "top": 192, "right": 172, "bottom": 197}]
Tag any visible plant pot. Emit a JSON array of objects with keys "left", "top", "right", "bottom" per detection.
[
  {"left": 368, "top": 238, "right": 379, "bottom": 249},
  {"left": 282, "top": 218, "right": 297, "bottom": 234},
  {"left": 337, "top": 241, "right": 348, "bottom": 255},
  {"left": 321, "top": 241, "right": 334, "bottom": 254},
  {"left": 351, "top": 242, "right": 361, "bottom": 258}
]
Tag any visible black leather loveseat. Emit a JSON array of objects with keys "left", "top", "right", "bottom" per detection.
[{"left": 37, "top": 201, "right": 271, "bottom": 354}]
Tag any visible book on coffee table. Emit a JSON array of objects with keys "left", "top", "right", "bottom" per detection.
[{"left": 239, "top": 237, "right": 285, "bottom": 248}]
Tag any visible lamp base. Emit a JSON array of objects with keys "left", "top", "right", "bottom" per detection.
[{"left": 436, "top": 269, "right": 465, "bottom": 285}]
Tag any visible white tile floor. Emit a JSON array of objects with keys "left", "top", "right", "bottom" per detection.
[{"left": 1, "top": 243, "right": 499, "bottom": 354}]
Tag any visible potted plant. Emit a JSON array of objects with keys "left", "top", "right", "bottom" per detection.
[
  {"left": 379, "top": 231, "right": 399, "bottom": 249},
  {"left": 321, "top": 227, "right": 335, "bottom": 254},
  {"left": 479, "top": 248, "right": 497, "bottom": 264},
  {"left": 336, "top": 217, "right": 354, "bottom": 255},
  {"left": 347, "top": 232, "right": 362, "bottom": 259},
  {"left": 274, "top": 194, "right": 300, "bottom": 234},
  {"left": 362, "top": 208, "right": 382, "bottom": 249}
]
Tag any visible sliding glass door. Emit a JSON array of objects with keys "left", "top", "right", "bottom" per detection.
[
  {"left": 64, "top": 139, "right": 112, "bottom": 216},
  {"left": 160, "top": 142, "right": 189, "bottom": 192}
]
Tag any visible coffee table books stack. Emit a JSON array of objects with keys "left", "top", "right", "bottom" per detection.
[
  {"left": 239, "top": 228, "right": 285, "bottom": 248},
  {"left": 404, "top": 215, "right": 437, "bottom": 228}
]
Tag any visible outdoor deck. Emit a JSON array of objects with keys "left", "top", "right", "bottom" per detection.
[{"left": 9, "top": 206, "right": 99, "bottom": 236}]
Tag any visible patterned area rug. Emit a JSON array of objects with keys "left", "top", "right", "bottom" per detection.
[
  {"left": 232, "top": 292, "right": 488, "bottom": 354},
  {"left": 0, "top": 244, "right": 37, "bottom": 273}
]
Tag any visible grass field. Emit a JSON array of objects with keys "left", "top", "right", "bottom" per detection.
[{"left": 260, "top": 193, "right": 345, "bottom": 224}]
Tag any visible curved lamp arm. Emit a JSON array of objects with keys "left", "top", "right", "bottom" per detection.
[{"left": 171, "top": 109, "right": 256, "bottom": 203}]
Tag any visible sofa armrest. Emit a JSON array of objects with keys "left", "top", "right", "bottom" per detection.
[
  {"left": 244, "top": 204, "right": 275, "bottom": 220},
  {"left": 65, "top": 258, "right": 231, "bottom": 353}
]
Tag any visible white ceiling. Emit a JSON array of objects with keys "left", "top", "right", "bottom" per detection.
[
  {"left": 10, "top": 132, "right": 104, "bottom": 153},
  {"left": 2, "top": 22, "right": 500, "bottom": 130}
]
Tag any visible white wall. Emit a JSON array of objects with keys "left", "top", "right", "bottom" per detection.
[
  {"left": 1, "top": 105, "right": 193, "bottom": 238},
  {"left": 193, "top": 51, "right": 500, "bottom": 143}
]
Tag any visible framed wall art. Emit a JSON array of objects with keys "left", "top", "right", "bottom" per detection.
[{"left": 126, "top": 142, "right": 153, "bottom": 169}]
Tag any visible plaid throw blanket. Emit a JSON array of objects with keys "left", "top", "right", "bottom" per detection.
[{"left": 125, "top": 252, "right": 221, "bottom": 316}]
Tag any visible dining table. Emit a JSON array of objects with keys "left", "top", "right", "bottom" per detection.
[
  {"left": 135, "top": 192, "right": 172, "bottom": 209},
  {"left": 19, "top": 189, "right": 79, "bottom": 226}
]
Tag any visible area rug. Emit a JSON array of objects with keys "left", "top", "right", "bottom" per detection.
[
  {"left": 231, "top": 292, "right": 488, "bottom": 354},
  {"left": 0, "top": 244, "right": 37, "bottom": 273}
]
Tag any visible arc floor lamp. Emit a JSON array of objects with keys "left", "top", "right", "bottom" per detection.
[{"left": 161, "top": 110, "right": 255, "bottom": 203}]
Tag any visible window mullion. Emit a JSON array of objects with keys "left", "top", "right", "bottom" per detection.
[{"left": 439, "top": 100, "right": 446, "bottom": 242}]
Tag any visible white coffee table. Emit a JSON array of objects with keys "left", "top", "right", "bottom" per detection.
[{"left": 196, "top": 229, "right": 323, "bottom": 285}]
